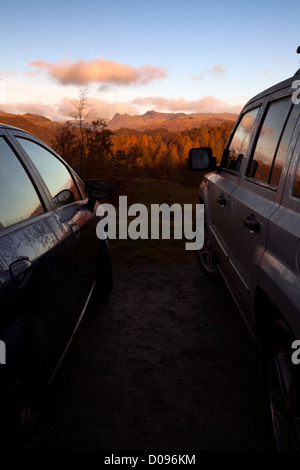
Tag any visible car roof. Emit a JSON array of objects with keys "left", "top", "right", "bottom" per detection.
[
  {"left": 245, "top": 69, "right": 300, "bottom": 107},
  {"left": 0, "top": 122, "right": 28, "bottom": 132}
]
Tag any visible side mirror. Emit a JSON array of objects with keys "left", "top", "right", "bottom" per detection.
[
  {"left": 53, "top": 189, "right": 75, "bottom": 207},
  {"left": 84, "top": 179, "right": 114, "bottom": 200},
  {"left": 188, "top": 147, "right": 216, "bottom": 171},
  {"left": 84, "top": 179, "right": 114, "bottom": 210}
]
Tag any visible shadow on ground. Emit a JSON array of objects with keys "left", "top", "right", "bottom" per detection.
[{"left": 43, "top": 251, "right": 272, "bottom": 450}]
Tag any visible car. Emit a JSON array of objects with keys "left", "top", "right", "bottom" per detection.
[
  {"left": 0, "top": 123, "right": 114, "bottom": 448},
  {"left": 189, "top": 60, "right": 300, "bottom": 449}
]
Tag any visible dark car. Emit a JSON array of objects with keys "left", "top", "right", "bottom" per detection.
[
  {"left": 0, "top": 123, "right": 113, "bottom": 448},
  {"left": 189, "top": 62, "right": 300, "bottom": 449}
]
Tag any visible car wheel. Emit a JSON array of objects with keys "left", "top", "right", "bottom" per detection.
[
  {"left": 196, "top": 216, "right": 220, "bottom": 280},
  {"left": 8, "top": 381, "right": 44, "bottom": 449},
  {"left": 267, "top": 322, "right": 300, "bottom": 450},
  {"left": 92, "top": 240, "right": 113, "bottom": 302}
]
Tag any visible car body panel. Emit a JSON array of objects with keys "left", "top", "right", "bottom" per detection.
[
  {"left": 0, "top": 123, "right": 111, "bottom": 402},
  {"left": 195, "top": 73, "right": 300, "bottom": 337}
]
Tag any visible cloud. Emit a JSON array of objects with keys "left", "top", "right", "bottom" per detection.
[
  {"left": 273, "top": 56, "right": 289, "bottom": 63},
  {"left": 29, "top": 57, "right": 168, "bottom": 87},
  {"left": 0, "top": 97, "right": 140, "bottom": 121},
  {"left": 131, "top": 95, "right": 241, "bottom": 114},
  {"left": 191, "top": 64, "right": 226, "bottom": 81},
  {"left": 0, "top": 93, "right": 242, "bottom": 122},
  {"left": 0, "top": 101, "right": 64, "bottom": 121}
]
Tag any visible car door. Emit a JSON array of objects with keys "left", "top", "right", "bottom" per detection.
[
  {"left": 207, "top": 105, "right": 260, "bottom": 265},
  {"left": 226, "top": 95, "right": 299, "bottom": 316},
  {"left": 13, "top": 133, "right": 100, "bottom": 327},
  {"left": 0, "top": 131, "right": 79, "bottom": 379},
  {"left": 259, "top": 112, "right": 300, "bottom": 324}
]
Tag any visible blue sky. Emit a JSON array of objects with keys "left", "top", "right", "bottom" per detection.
[{"left": 1, "top": 0, "right": 300, "bottom": 121}]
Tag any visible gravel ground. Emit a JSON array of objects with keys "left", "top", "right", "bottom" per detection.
[{"left": 43, "top": 254, "right": 272, "bottom": 451}]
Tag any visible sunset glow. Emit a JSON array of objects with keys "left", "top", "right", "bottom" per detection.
[{"left": 1, "top": 0, "right": 299, "bottom": 122}]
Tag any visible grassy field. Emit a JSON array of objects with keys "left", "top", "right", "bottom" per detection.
[{"left": 107, "top": 177, "right": 201, "bottom": 263}]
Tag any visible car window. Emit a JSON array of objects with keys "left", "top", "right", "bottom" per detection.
[
  {"left": 0, "top": 137, "right": 44, "bottom": 230},
  {"left": 16, "top": 137, "right": 81, "bottom": 208},
  {"left": 222, "top": 107, "right": 259, "bottom": 173},
  {"left": 247, "top": 97, "right": 295, "bottom": 187},
  {"left": 292, "top": 142, "right": 300, "bottom": 198}
]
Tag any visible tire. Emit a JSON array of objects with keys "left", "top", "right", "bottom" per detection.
[
  {"left": 6, "top": 381, "right": 44, "bottom": 449},
  {"left": 196, "top": 215, "right": 220, "bottom": 281},
  {"left": 92, "top": 240, "right": 113, "bottom": 302},
  {"left": 266, "top": 321, "right": 300, "bottom": 450}
]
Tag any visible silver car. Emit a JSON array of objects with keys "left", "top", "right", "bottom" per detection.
[{"left": 189, "top": 62, "right": 300, "bottom": 449}]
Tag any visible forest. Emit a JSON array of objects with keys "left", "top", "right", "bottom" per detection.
[{"left": 51, "top": 119, "right": 235, "bottom": 193}]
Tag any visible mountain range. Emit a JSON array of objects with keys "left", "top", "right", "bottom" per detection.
[
  {"left": 0, "top": 110, "right": 238, "bottom": 146},
  {"left": 106, "top": 110, "right": 237, "bottom": 131}
]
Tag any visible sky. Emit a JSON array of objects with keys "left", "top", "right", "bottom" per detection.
[{"left": 1, "top": 0, "right": 300, "bottom": 122}]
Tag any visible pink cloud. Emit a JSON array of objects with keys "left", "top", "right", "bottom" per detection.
[
  {"left": 131, "top": 96, "right": 242, "bottom": 114},
  {"left": 29, "top": 57, "right": 168, "bottom": 86},
  {"left": 191, "top": 64, "right": 226, "bottom": 81},
  {"left": 0, "top": 97, "right": 140, "bottom": 121}
]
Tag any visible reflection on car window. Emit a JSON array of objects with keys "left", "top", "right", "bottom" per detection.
[
  {"left": 248, "top": 97, "right": 294, "bottom": 187},
  {"left": 223, "top": 107, "right": 259, "bottom": 173},
  {"left": 292, "top": 145, "right": 300, "bottom": 199},
  {"left": 270, "top": 105, "right": 300, "bottom": 186},
  {"left": 17, "top": 138, "right": 81, "bottom": 208},
  {"left": 0, "top": 137, "right": 44, "bottom": 230}
]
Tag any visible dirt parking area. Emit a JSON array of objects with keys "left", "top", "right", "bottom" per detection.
[{"left": 43, "top": 251, "right": 272, "bottom": 450}]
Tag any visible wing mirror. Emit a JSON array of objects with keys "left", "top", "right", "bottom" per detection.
[
  {"left": 84, "top": 179, "right": 114, "bottom": 210},
  {"left": 188, "top": 147, "right": 217, "bottom": 171}
]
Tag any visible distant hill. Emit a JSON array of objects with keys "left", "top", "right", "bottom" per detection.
[
  {"left": 0, "top": 110, "right": 238, "bottom": 146},
  {"left": 0, "top": 112, "right": 60, "bottom": 147},
  {"left": 108, "top": 110, "right": 238, "bottom": 131}
]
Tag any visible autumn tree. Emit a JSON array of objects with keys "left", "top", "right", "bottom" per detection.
[
  {"left": 84, "top": 119, "right": 114, "bottom": 178},
  {"left": 51, "top": 123, "right": 80, "bottom": 171},
  {"left": 70, "top": 88, "right": 92, "bottom": 179},
  {"left": 111, "top": 142, "right": 142, "bottom": 191}
]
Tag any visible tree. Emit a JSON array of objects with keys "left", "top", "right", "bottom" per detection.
[
  {"left": 70, "top": 88, "right": 92, "bottom": 179},
  {"left": 52, "top": 123, "right": 79, "bottom": 169},
  {"left": 84, "top": 119, "right": 114, "bottom": 177},
  {"left": 111, "top": 142, "right": 142, "bottom": 191}
]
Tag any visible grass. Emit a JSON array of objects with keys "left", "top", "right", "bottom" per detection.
[{"left": 107, "top": 177, "right": 200, "bottom": 263}]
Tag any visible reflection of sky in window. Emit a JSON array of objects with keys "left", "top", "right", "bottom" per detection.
[
  {"left": 254, "top": 98, "right": 291, "bottom": 165},
  {"left": 0, "top": 138, "right": 43, "bottom": 228},
  {"left": 229, "top": 108, "right": 259, "bottom": 157},
  {"left": 17, "top": 138, "right": 74, "bottom": 199},
  {"left": 275, "top": 106, "right": 300, "bottom": 167}
]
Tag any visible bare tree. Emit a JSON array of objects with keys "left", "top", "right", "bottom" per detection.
[{"left": 70, "top": 87, "right": 92, "bottom": 179}]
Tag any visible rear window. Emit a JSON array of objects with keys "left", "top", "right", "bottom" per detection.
[
  {"left": 0, "top": 137, "right": 44, "bottom": 230},
  {"left": 17, "top": 137, "right": 81, "bottom": 208},
  {"left": 247, "top": 97, "right": 298, "bottom": 188}
]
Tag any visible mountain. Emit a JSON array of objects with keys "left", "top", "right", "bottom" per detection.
[
  {"left": 108, "top": 110, "right": 186, "bottom": 130},
  {"left": 0, "top": 110, "right": 238, "bottom": 147},
  {"left": 108, "top": 110, "right": 238, "bottom": 131},
  {"left": 0, "top": 112, "right": 60, "bottom": 146}
]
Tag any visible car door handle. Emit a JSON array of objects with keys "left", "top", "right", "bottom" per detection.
[
  {"left": 9, "top": 257, "right": 32, "bottom": 287},
  {"left": 70, "top": 223, "right": 80, "bottom": 239},
  {"left": 217, "top": 194, "right": 227, "bottom": 207},
  {"left": 242, "top": 214, "right": 260, "bottom": 233}
]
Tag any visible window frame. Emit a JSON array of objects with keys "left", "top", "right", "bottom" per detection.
[
  {"left": 11, "top": 130, "right": 85, "bottom": 211},
  {"left": 244, "top": 94, "right": 295, "bottom": 191},
  {"left": 221, "top": 104, "right": 261, "bottom": 176},
  {"left": 0, "top": 132, "right": 51, "bottom": 236}
]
